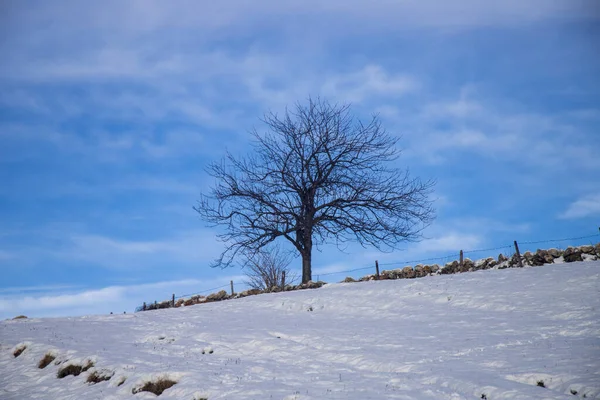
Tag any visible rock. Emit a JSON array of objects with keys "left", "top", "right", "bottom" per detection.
[
  {"left": 579, "top": 245, "right": 594, "bottom": 254},
  {"left": 423, "top": 265, "right": 432, "bottom": 275},
  {"left": 402, "top": 266, "right": 416, "bottom": 278},
  {"left": 563, "top": 247, "right": 583, "bottom": 263},
  {"left": 157, "top": 301, "right": 171, "bottom": 309},
  {"left": 378, "top": 272, "right": 391, "bottom": 280},
  {"left": 388, "top": 269, "right": 402, "bottom": 279},
  {"left": 298, "top": 280, "right": 326, "bottom": 289},
  {"left": 269, "top": 286, "right": 282, "bottom": 293},
  {"left": 522, "top": 251, "right": 534, "bottom": 266},
  {"left": 484, "top": 257, "right": 497, "bottom": 269},
  {"left": 380, "top": 270, "right": 394, "bottom": 279},
  {"left": 430, "top": 264, "right": 440, "bottom": 273},
  {"left": 12, "top": 315, "right": 27, "bottom": 320},
  {"left": 441, "top": 261, "right": 459, "bottom": 275},
  {"left": 529, "top": 249, "right": 552, "bottom": 266},
  {"left": 548, "top": 248, "right": 562, "bottom": 258},
  {"left": 207, "top": 290, "right": 229, "bottom": 302},
  {"left": 238, "top": 288, "right": 262, "bottom": 297},
  {"left": 475, "top": 257, "right": 495, "bottom": 270},
  {"left": 414, "top": 265, "right": 427, "bottom": 277},
  {"left": 509, "top": 254, "right": 523, "bottom": 268},
  {"left": 183, "top": 299, "right": 195, "bottom": 306},
  {"left": 461, "top": 258, "right": 474, "bottom": 272},
  {"left": 595, "top": 243, "right": 600, "bottom": 256},
  {"left": 342, "top": 276, "right": 356, "bottom": 283}
]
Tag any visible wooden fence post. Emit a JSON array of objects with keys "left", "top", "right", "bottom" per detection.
[
  {"left": 172, "top": 294, "right": 175, "bottom": 307},
  {"left": 514, "top": 240, "right": 524, "bottom": 268},
  {"left": 281, "top": 271, "right": 286, "bottom": 291},
  {"left": 143, "top": 302, "right": 146, "bottom": 311},
  {"left": 459, "top": 250, "right": 464, "bottom": 268},
  {"left": 375, "top": 260, "right": 380, "bottom": 280},
  {"left": 230, "top": 280, "right": 234, "bottom": 296}
]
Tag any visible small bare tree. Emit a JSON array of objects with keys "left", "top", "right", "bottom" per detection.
[
  {"left": 243, "top": 246, "right": 297, "bottom": 291},
  {"left": 195, "top": 97, "right": 435, "bottom": 283}
]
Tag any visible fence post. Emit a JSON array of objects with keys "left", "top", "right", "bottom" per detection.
[
  {"left": 514, "top": 240, "right": 524, "bottom": 268},
  {"left": 230, "top": 280, "right": 234, "bottom": 296},
  {"left": 172, "top": 294, "right": 175, "bottom": 307},
  {"left": 459, "top": 250, "right": 464, "bottom": 268},
  {"left": 281, "top": 271, "right": 286, "bottom": 291},
  {"left": 375, "top": 260, "right": 380, "bottom": 280},
  {"left": 143, "top": 302, "right": 146, "bottom": 311}
]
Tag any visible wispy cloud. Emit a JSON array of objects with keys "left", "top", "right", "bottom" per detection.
[
  {"left": 0, "top": 250, "right": 14, "bottom": 261},
  {"left": 322, "top": 65, "right": 417, "bottom": 103},
  {"left": 414, "top": 233, "right": 483, "bottom": 254},
  {"left": 559, "top": 193, "right": 600, "bottom": 219},
  {"left": 54, "top": 230, "right": 222, "bottom": 270},
  {"left": 0, "top": 284, "right": 83, "bottom": 295},
  {"left": 0, "top": 276, "right": 244, "bottom": 320},
  {"left": 386, "top": 88, "right": 600, "bottom": 172}
]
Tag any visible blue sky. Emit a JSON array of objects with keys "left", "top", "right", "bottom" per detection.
[{"left": 1, "top": 1, "right": 599, "bottom": 319}]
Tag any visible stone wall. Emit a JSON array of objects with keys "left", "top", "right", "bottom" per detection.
[{"left": 139, "top": 243, "right": 599, "bottom": 311}]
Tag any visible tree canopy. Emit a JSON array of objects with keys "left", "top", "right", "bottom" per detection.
[{"left": 195, "top": 98, "right": 435, "bottom": 283}]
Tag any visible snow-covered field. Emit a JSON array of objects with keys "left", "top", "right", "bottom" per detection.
[{"left": 1, "top": 261, "right": 599, "bottom": 400}]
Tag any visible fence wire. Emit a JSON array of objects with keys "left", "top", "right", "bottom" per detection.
[
  {"left": 520, "top": 232, "right": 600, "bottom": 245},
  {"left": 175, "top": 284, "right": 230, "bottom": 300}
]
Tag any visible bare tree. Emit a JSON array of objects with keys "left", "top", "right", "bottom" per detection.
[
  {"left": 243, "top": 246, "right": 297, "bottom": 291},
  {"left": 195, "top": 97, "right": 435, "bottom": 283}
]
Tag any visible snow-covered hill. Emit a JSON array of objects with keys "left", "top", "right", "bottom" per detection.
[{"left": 1, "top": 261, "right": 599, "bottom": 400}]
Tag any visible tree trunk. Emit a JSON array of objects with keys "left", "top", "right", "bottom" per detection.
[{"left": 301, "top": 248, "right": 312, "bottom": 283}]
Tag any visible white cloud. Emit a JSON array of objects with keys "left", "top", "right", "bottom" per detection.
[
  {"left": 423, "top": 87, "right": 483, "bottom": 119},
  {"left": 59, "top": 230, "right": 222, "bottom": 269},
  {"left": 3, "top": 1, "right": 593, "bottom": 45},
  {"left": 0, "top": 276, "right": 244, "bottom": 319},
  {"left": 414, "top": 233, "right": 482, "bottom": 253},
  {"left": 322, "top": 65, "right": 417, "bottom": 103},
  {"left": 0, "top": 250, "right": 14, "bottom": 261},
  {"left": 559, "top": 193, "right": 600, "bottom": 219},
  {"left": 387, "top": 87, "right": 600, "bottom": 172},
  {"left": 0, "top": 284, "right": 83, "bottom": 295}
]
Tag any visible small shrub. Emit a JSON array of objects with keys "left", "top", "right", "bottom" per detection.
[
  {"left": 537, "top": 380, "right": 545, "bottom": 388},
  {"left": 12, "top": 315, "right": 27, "bottom": 320},
  {"left": 13, "top": 344, "right": 27, "bottom": 358},
  {"left": 86, "top": 370, "right": 113, "bottom": 384},
  {"left": 481, "top": 394, "right": 488, "bottom": 399},
  {"left": 132, "top": 377, "right": 177, "bottom": 396},
  {"left": 570, "top": 389, "right": 578, "bottom": 395},
  {"left": 38, "top": 353, "right": 56, "bottom": 369},
  {"left": 57, "top": 361, "right": 94, "bottom": 379}
]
